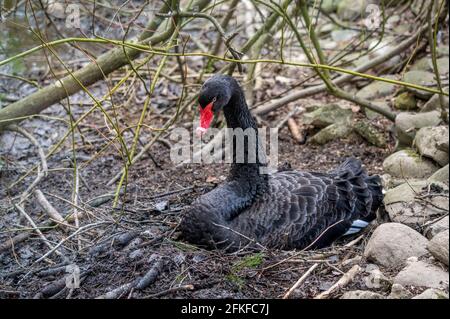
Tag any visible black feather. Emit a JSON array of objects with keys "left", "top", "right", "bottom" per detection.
[{"left": 179, "top": 75, "right": 383, "bottom": 251}]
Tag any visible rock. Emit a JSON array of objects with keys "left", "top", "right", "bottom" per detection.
[
  {"left": 342, "top": 256, "right": 362, "bottom": 267},
  {"left": 365, "top": 100, "right": 392, "bottom": 120},
  {"left": 309, "top": 123, "right": 353, "bottom": 145},
  {"left": 428, "top": 165, "right": 449, "bottom": 184},
  {"left": 382, "top": 149, "right": 439, "bottom": 178},
  {"left": 403, "top": 71, "right": 437, "bottom": 99},
  {"left": 353, "top": 120, "right": 386, "bottom": 147},
  {"left": 425, "top": 216, "right": 449, "bottom": 239},
  {"left": 438, "top": 57, "right": 450, "bottom": 75},
  {"left": 413, "top": 288, "right": 449, "bottom": 299},
  {"left": 388, "top": 284, "right": 413, "bottom": 299},
  {"left": 337, "top": 0, "right": 367, "bottom": 21},
  {"left": 364, "top": 269, "right": 392, "bottom": 291},
  {"left": 364, "top": 223, "right": 429, "bottom": 268},
  {"left": 428, "top": 230, "right": 449, "bottom": 266},
  {"left": 422, "top": 88, "right": 450, "bottom": 112},
  {"left": 384, "top": 181, "right": 449, "bottom": 229},
  {"left": 414, "top": 126, "right": 449, "bottom": 166},
  {"left": 128, "top": 249, "right": 144, "bottom": 260},
  {"left": 341, "top": 290, "right": 385, "bottom": 299},
  {"left": 394, "top": 260, "right": 449, "bottom": 289},
  {"left": 356, "top": 75, "right": 398, "bottom": 100},
  {"left": 331, "top": 30, "right": 359, "bottom": 42},
  {"left": 321, "top": 0, "right": 338, "bottom": 13},
  {"left": 410, "top": 56, "right": 448, "bottom": 74},
  {"left": 395, "top": 111, "right": 442, "bottom": 146},
  {"left": 394, "top": 92, "right": 417, "bottom": 110},
  {"left": 437, "top": 45, "right": 449, "bottom": 57},
  {"left": 303, "top": 104, "right": 353, "bottom": 128},
  {"left": 411, "top": 57, "right": 434, "bottom": 72}
]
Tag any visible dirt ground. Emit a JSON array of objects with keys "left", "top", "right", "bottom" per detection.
[
  {"left": 0, "top": 2, "right": 407, "bottom": 298},
  {"left": 0, "top": 92, "right": 396, "bottom": 298}
]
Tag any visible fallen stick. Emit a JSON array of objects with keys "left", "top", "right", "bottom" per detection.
[
  {"left": 143, "top": 284, "right": 194, "bottom": 298},
  {"left": 253, "top": 24, "right": 432, "bottom": 115},
  {"left": 96, "top": 254, "right": 165, "bottom": 299},
  {"left": 287, "top": 118, "right": 305, "bottom": 143},
  {"left": 282, "top": 263, "right": 319, "bottom": 299},
  {"left": 314, "top": 265, "right": 361, "bottom": 299},
  {"left": 0, "top": 233, "right": 31, "bottom": 253},
  {"left": 14, "top": 204, "right": 65, "bottom": 259},
  {"left": 34, "top": 189, "right": 68, "bottom": 229},
  {"left": 7, "top": 125, "right": 48, "bottom": 206}
]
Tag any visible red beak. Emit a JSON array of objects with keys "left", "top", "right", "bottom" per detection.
[{"left": 196, "top": 101, "right": 214, "bottom": 136}]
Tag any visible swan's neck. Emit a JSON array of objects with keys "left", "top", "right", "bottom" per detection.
[{"left": 223, "top": 83, "right": 268, "bottom": 198}]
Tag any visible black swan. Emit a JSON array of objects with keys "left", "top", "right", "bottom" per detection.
[{"left": 179, "top": 74, "right": 383, "bottom": 251}]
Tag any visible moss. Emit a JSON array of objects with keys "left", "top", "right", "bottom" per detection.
[
  {"left": 403, "top": 148, "right": 422, "bottom": 163},
  {"left": 226, "top": 253, "right": 265, "bottom": 290},
  {"left": 232, "top": 253, "right": 264, "bottom": 271}
]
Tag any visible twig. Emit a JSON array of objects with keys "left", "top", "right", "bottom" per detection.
[
  {"left": 7, "top": 125, "right": 48, "bottom": 204},
  {"left": 253, "top": 23, "right": 432, "bottom": 115},
  {"left": 427, "top": 0, "right": 448, "bottom": 123},
  {"left": 314, "top": 265, "right": 361, "bottom": 299},
  {"left": 143, "top": 284, "right": 194, "bottom": 298},
  {"left": 287, "top": 118, "right": 305, "bottom": 143},
  {"left": 34, "top": 189, "right": 68, "bottom": 229},
  {"left": 96, "top": 254, "right": 165, "bottom": 299},
  {"left": 211, "top": 222, "right": 268, "bottom": 251},
  {"left": 14, "top": 204, "right": 65, "bottom": 259},
  {"left": 282, "top": 263, "right": 319, "bottom": 299}
]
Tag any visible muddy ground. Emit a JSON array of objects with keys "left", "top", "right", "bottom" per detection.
[
  {"left": 0, "top": 93, "right": 394, "bottom": 298},
  {"left": 0, "top": 1, "right": 406, "bottom": 299}
]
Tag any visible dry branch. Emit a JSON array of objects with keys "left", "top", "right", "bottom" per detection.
[
  {"left": 34, "top": 189, "right": 67, "bottom": 228},
  {"left": 0, "top": 0, "right": 211, "bottom": 131},
  {"left": 253, "top": 23, "right": 433, "bottom": 115},
  {"left": 314, "top": 265, "right": 361, "bottom": 299},
  {"left": 282, "top": 263, "right": 319, "bottom": 299}
]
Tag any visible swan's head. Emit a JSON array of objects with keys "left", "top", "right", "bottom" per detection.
[{"left": 196, "top": 75, "right": 234, "bottom": 135}]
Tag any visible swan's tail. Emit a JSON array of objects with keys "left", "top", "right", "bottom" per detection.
[{"left": 332, "top": 157, "right": 383, "bottom": 236}]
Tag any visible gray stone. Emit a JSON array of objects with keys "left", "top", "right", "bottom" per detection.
[
  {"left": 425, "top": 216, "right": 449, "bottom": 239},
  {"left": 128, "top": 249, "right": 143, "bottom": 260},
  {"left": 388, "top": 283, "right": 413, "bottom": 299},
  {"left": 366, "top": 100, "right": 392, "bottom": 120},
  {"left": 364, "top": 269, "right": 392, "bottom": 291},
  {"left": 384, "top": 181, "right": 449, "bottom": 229},
  {"left": 303, "top": 104, "right": 353, "bottom": 128},
  {"left": 340, "top": 290, "right": 385, "bottom": 299},
  {"left": 414, "top": 126, "right": 449, "bottom": 167},
  {"left": 412, "top": 288, "right": 449, "bottom": 299},
  {"left": 331, "top": 30, "right": 359, "bottom": 42},
  {"left": 394, "top": 92, "right": 417, "bottom": 111},
  {"left": 411, "top": 57, "right": 434, "bottom": 72},
  {"left": 428, "top": 165, "right": 449, "bottom": 184},
  {"left": 428, "top": 230, "right": 449, "bottom": 266},
  {"left": 356, "top": 75, "right": 398, "bottom": 100},
  {"left": 422, "top": 89, "right": 449, "bottom": 112},
  {"left": 395, "top": 111, "right": 442, "bottom": 146},
  {"left": 309, "top": 123, "right": 353, "bottom": 145},
  {"left": 321, "top": 0, "right": 338, "bottom": 13},
  {"left": 364, "top": 223, "right": 429, "bottom": 268},
  {"left": 394, "top": 260, "right": 449, "bottom": 289},
  {"left": 437, "top": 45, "right": 449, "bottom": 57},
  {"left": 337, "top": 0, "right": 367, "bottom": 21},
  {"left": 353, "top": 120, "right": 387, "bottom": 147},
  {"left": 403, "top": 71, "right": 437, "bottom": 99},
  {"left": 382, "top": 150, "right": 439, "bottom": 178},
  {"left": 410, "top": 56, "right": 448, "bottom": 74}
]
